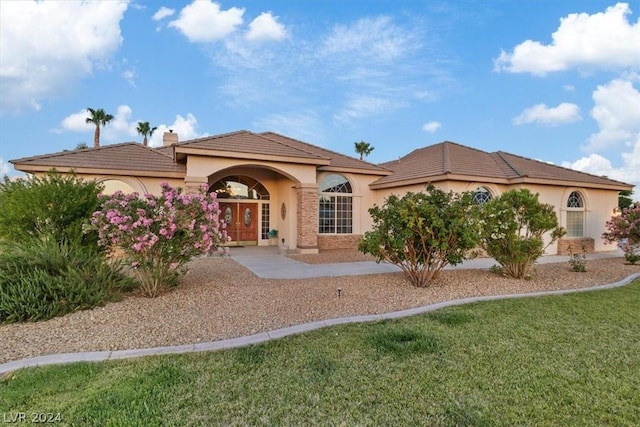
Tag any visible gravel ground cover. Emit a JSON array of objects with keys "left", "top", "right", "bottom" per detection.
[
  {"left": 1, "top": 253, "right": 638, "bottom": 365},
  {"left": 288, "top": 249, "right": 376, "bottom": 263}
]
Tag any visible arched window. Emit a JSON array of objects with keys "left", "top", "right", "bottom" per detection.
[
  {"left": 566, "top": 191, "right": 585, "bottom": 237},
  {"left": 319, "top": 174, "right": 352, "bottom": 234},
  {"left": 472, "top": 186, "right": 492, "bottom": 204},
  {"left": 209, "top": 176, "right": 270, "bottom": 200}
]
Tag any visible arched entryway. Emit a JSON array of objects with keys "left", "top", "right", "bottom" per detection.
[{"left": 210, "top": 176, "right": 270, "bottom": 246}]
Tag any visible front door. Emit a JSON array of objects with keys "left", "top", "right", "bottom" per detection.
[{"left": 221, "top": 202, "right": 258, "bottom": 246}]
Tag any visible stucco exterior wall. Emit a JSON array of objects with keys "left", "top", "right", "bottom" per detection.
[
  {"left": 31, "top": 158, "right": 621, "bottom": 256},
  {"left": 186, "top": 155, "right": 318, "bottom": 184},
  {"left": 29, "top": 172, "right": 183, "bottom": 196},
  {"left": 367, "top": 181, "right": 619, "bottom": 255}
]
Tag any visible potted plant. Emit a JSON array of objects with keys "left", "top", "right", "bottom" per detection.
[{"left": 268, "top": 229, "right": 278, "bottom": 245}]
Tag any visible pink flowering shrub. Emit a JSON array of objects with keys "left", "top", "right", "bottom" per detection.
[
  {"left": 89, "top": 182, "right": 228, "bottom": 297},
  {"left": 602, "top": 202, "right": 640, "bottom": 265}
]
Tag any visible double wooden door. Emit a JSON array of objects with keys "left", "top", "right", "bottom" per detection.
[{"left": 220, "top": 202, "right": 258, "bottom": 246}]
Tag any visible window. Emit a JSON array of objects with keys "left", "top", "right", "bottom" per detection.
[
  {"left": 566, "top": 191, "right": 585, "bottom": 237},
  {"left": 261, "top": 204, "right": 270, "bottom": 240},
  {"left": 472, "top": 186, "right": 492, "bottom": 204},
  {"left": 210, "top": 176, "right": 270, "bottom": 200},
  {"left": 319, "top": 174, "right": 352, "bottom": 234}
]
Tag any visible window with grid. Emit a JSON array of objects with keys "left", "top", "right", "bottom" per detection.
[
  {"left": 318, "top": 174, "right": 352, "bottom": 234},
  {"left": 472, "top": 187, "right": 492, "bottom": 204},
  {"left": 261, "top": 203, "right": 270, "bottom": 240},
  {"left": 566, "top": 191, "right": 585, "bottom": 237}
]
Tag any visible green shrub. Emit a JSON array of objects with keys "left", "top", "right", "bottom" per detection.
[
  {"left": 0, "top": 171, "right": 103, "bottom": 249},
  {"left": 0, "top": 238, "right": 135, "bottom": 323},
  {"left": 568, "top": 244, "right": 587, "bottom": 272},
  {"left": 359, "top": 184, "right": 480, "bottom": 287},
  {"left": 479, "top": 189, "right": 565, "bottom": 279}
]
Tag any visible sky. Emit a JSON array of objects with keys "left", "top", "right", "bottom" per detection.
[{"left": 1, "top": 0, "right": 639, "bottom": 197}]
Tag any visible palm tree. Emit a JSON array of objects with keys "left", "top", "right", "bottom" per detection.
[
  {"left": 354, "top": 140, "right": 374, "bottom": 160},
  {"left": 85, "top": 108, "right": 114, "bottom": 148},
  {"left": 136, "top": 121, "right": 158, "bottom": 147}
]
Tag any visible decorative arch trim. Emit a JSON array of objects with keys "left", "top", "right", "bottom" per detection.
[
  {"left": 96, "top": 176, "right": 148, "bottom": 194},
  {"left": 561, "top": 188, "right": 590, "bottom": 209},
  {"left": 466, "top": 183, "right": 499, "bottom": 204}
]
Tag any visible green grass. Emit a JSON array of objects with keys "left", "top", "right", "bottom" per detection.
[{"left": 2, "top": 279, "right": 639, "bottom": 426}]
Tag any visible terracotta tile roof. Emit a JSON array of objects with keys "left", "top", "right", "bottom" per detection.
[
  {"left": 495, "top": 151, "right": 632, "bottom": 187},
  {"left": 153, "top": 145, "right": 175, "bottom": 158},
  {"left": 372, "top": 141, "right": 632, "bottom": 190},
  {"left": 176, "top": 130, "right": 330, "bottom": 162},
  {"left": 11, "top": 143, "right": 185, "bottom": 176},
  {"left": 260, "top": 132, "right": 389, "bottom": 173}
]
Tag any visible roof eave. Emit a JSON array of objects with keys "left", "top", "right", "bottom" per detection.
[
  {"left": 369, "top": 174, "right": 511, "bottom": 190},
  {"left": 513, "top": 177, "right": 634, "bottom": 191},
  {"left": 12, "top": 164, "right": 186, "bottom": 179},
  {"left": 318, "top": 165, "right": 391, "bottom": 176},
  {"left": 175, "top": 147, "right": 331, "bottom": 166}
]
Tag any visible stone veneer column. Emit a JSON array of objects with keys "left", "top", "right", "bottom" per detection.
[
  {"left": 296, "top": 183, "right": 319, "bottom": 253},
  {"left": 184, "top": 176, "right": 208, "bottom": 194}
]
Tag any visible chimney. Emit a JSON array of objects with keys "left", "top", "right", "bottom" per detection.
[{"left": 163, "top": 130, "right": 178, "bottom": 147}]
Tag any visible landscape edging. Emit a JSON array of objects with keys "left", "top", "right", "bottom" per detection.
[{"left": 2, "top": 272, "right": 639, "bottom": 375}]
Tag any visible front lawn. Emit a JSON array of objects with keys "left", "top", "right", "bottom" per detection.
[{"left": 2, "top": 279, "right": 639, "bottom": 426}]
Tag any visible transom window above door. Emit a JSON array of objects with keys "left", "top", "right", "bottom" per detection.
[{"left": 210, "top": 176, "right": 270, "bottom": 200}]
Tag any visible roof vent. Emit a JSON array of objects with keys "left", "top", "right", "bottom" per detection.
[{"left": 163, "top": 131, "right": 178, "bottom": 147}]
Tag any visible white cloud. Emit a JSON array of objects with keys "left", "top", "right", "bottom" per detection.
[
  {"left": 322, "top": 16, "right": 418, "bottom": 62},
  {"left": 334, "top": 96, "right": 405, "bottom": 123},
  {"left": 254, "top": 111, "right": 325, "bottom": 144},
  {"left": 513, "top": 102, "right": 581, "bottom": 126},
  {"left": 152, "top": 6, "right": 174, "bottom": 21},
  {"left": 563, "top": 85, "right": 575, "bottom": 91},
  {"left": 563, "top": 135, "right": 640, "bottom": 195},
  {"left": 0, "top": 157, "right": 10, "bottom": 176},
  {"left": 104, "top": 105, "right": 137, "bottom": 141},
  {"left": 215, "top": 14, "right": 439, "bottom": 127},
  {"left": 585, "top": 76, "right": 640, "bottom": 151},
  {"left": 422, "top": 121, "right": 442, "bottom": 133},
  {"left": 149, "top": 114, "right": 204, "bottom": 147},
  {"left": 120, "top": 59, "right": 137, "bottom": 87},
  {"left": 121, "top": 69, "right": 136, "bottom": 87},
  {"left": 495, "top": 3, "right": 640, "bottom": 76},
  {"left": 0, "top": 0, "right": 128, "bottom": 114},
  {"left": 54, "top": 107, "right": 206, "bottom": 147},
  {"left": 246, "top": 12, "right": 287, "bottom": 42},
  {"left": 55, "top": 109, "right": 93, "bottom": 133},
  {"left": 56, "top": 105, "right": 136, "bottom": 142},
  {"left": 168, "top": 0, "right": 244, "bottom": 43}
]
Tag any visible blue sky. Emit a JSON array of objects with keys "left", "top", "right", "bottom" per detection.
[{"left": 1, "top": 1, "right": 639, "bottom": 196}]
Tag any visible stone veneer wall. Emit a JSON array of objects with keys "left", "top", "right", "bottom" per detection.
[
  {"left": 317, "top": 234, "right": 362, "bottom": 250},
  {"left": 556, "top": 237, "right": 595, "bottom": 255},
  {"left": 296, "top": 185, "right": 318, "bottom": 250}
]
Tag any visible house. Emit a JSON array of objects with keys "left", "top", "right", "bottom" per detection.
[{"left": 10, "top": 130, "right": 633, "bottom": 255}]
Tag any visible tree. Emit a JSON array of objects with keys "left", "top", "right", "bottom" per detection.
[
  {"left": 90, "top": 183, "right": 229, "bottom": 297},
  {"left": 85, "top": 107, "right": 114, "bottom": 148},
  {"left": 479, "top": 189, "right": 565, "bottom": 279},
  {"left": 0, "top": 171, "right": 103, "bottom": 249},
  {"left": 136, "top": 121, "right": 158, "bottom": 147},
  {"left": 76, "top": 142, "right": 88, "bottom": 150},
  {"left": 602, "top": 202, "right": 640, "bottom": 264},
  {"left": 359, "top": 184, "right": 480, "bottom": 287},
  {"left": 619, "top": 190, "right": 634, "bottom": 210},
  {"left": 354, "top": 140, "right": 375, "bottom": 160}
]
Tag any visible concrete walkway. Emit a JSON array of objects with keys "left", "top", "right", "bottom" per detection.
[
  {"left": 228, "top": 245, "right": 626, "bottom": 279},
  {"left": 1, "top": 247, "right": 636, "bottom": 375}
]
